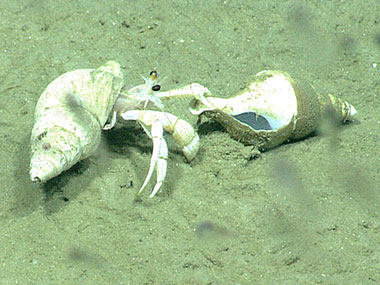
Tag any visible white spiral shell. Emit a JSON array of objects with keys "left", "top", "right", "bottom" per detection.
[{"left": 30, "top": 61, "right": 123, "bottom": 182}]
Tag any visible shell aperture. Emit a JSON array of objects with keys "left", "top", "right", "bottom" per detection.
[{"left": 232, "top": 112, "right": 273, "bottom": 131}]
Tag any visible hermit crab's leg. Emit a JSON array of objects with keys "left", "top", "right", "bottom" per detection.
[
  {"left": 120, "top": 110, "right": 168, "bottom": 197},
  {"left": 138, "top": 119, "right": 168, "bottom": 197},
  {"left": 150, "top": 110, "right": 200, "bottom": 162},
  {"left": 120, "top": 110, "right": 199, "bottom": 197},
  {"left": 150, "top": 136, "right": 167, "bottom": 197},
  {"left": 156, "top": 83, "right": 212, "bottom": 101}
]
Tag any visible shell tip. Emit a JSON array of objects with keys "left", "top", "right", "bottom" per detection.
[
  {"left": 350, "top": 105, "right": 357, "bottom": 117},
  {"left": 29, "top": 154, "right": 62, "bottom": 183}
]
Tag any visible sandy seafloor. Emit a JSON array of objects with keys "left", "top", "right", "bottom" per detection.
[{"left": 0, "top": 0, "right": 380, "bottom": 284}]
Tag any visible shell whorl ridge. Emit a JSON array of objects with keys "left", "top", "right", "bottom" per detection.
[{"left": 30, "top": 61, "right": 124, "bottom": 182}]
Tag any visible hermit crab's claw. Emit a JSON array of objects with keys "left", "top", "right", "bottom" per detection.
[{"left": 120, "top": 110, "right": 199, "bottom": 198}]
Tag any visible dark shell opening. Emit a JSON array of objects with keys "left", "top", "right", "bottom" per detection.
[{"left": 232, "top": 112, "right": 273, "bottom": 131}]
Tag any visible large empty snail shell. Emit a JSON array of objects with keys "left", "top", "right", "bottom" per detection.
[
  {"left": 30, "top": 61, "right": 123, "bottom": 182},
  {"left": 189, "top": 70, "right": 357, "bottom": 150}
]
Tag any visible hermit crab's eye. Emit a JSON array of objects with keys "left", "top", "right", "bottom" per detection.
[
  {"left": 149, "top": 70, "right": 158, "bottom": 80},
  {"left": 151, "top": 84, "right": 161, "bottom": 91}
]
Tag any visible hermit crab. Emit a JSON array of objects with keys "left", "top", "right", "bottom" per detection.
[
  {"left": 189, "top": 70, "right": 357, "bottom": 150},
  {"left": 30, "top": 61, "right": 208, "bottom": 197}
]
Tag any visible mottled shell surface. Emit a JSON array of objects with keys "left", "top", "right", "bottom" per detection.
[
  {"left": 189, "top": 70, "right": 356, "bottom": 150},
  {"left": 30, "top": 61, "right": 123, "bottom": 182}
]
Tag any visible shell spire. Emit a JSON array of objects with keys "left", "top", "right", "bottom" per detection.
[{"left": 327, "top": 93, "right": 357, "bottom": 123}]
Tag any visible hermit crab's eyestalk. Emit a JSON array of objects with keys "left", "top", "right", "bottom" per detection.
[
  {"left": 149, "top": 70, "right": 158, "bottom": 80},
  {"left": 189, "top": 70, "right": 357, "bottom": 150}
]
